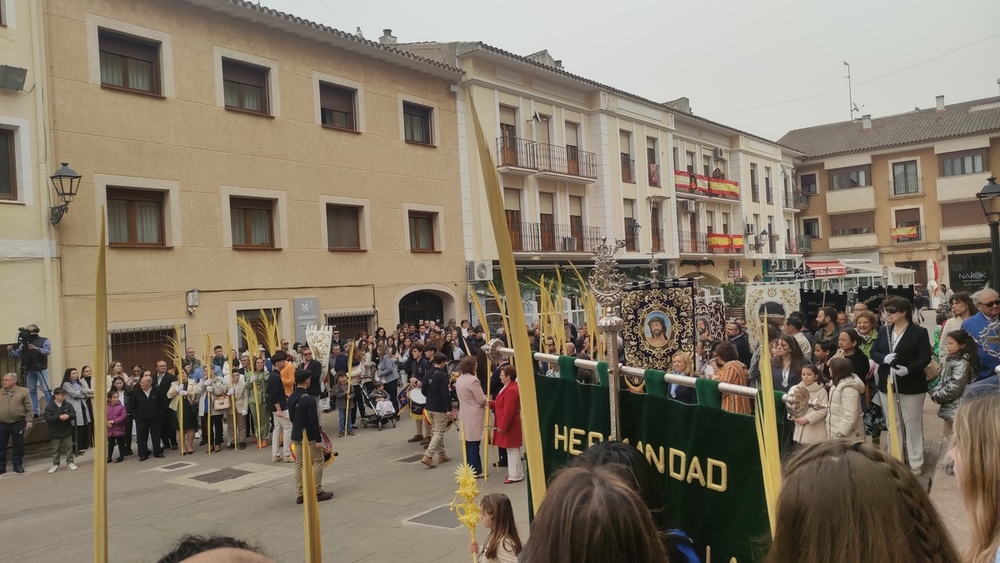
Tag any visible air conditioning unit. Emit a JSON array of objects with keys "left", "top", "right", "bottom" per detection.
[
  {"left": 466, "top": 260, "right": 492, "bottom": 282},
  {"left": 682, "top": 200, "right": 696, "bottom": 214},
  {"left": 665, "top": 261, "right": 679, "bottom": 278},
  {"left": 714, "top": 147, "right": 726, "bottom": 160},
  {"left": 562, "top": 237, "right": 578, "bottom": 251}
]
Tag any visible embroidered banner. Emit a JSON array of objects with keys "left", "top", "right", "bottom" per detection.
[
  {"left": 744, "top": 283, "right": 801, "bottom": 348},
  {"left": 798, "top": 289, "right": 848, "bottom": 328},
  {"left": 695, "top": 299, "right": 727, "bottom": 343},
  {"left": 622, "top": 282, "right": 697, "bottom": 372},
  {"left": 532, "top": 375, "right": 770, "bottom": 563}
]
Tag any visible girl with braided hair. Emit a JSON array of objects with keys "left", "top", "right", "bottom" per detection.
[
  {"left": 951, "top": 395, "right": 1000, "bottom": 563},
  {"left": 766, "top": 439, "right": 961, "bottom": 563}
]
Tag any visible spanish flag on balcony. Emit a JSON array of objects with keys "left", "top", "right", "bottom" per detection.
[
  {"left": 730, "top": 234, "right": 744, "bottom": 249},
  {"left": 709, "top": 178, "right": 740, "bottom": 199},
  {"left": 891, "top": 226, "right": 918, "bottom": 240},
  {"left": 675, "top": 170, "right": 691, "bottom": 190},
  {"left": 707, "top": 233, "right": 730, "bottom": 249},
  {"left": 694, "top": 174, "right": 711, "bottom": 194}
]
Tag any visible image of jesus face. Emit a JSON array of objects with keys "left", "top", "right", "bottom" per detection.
[{"left": 650, "top": 319, "right": 666, "bottom": 338}]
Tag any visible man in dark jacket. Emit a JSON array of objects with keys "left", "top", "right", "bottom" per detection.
[
  {"left": 44, "top": 387, "right": 76, "bottom": 472},
  {"left": 289, "top": 369, "right": 333, "bottom": 504},
  {"left": 298, "top": 346, "right": 323, "bottom": 415},
  {"left": 267, "top": 351, "right": 292, "bottom": 462},
  {"left": 420, "top": 354, "right": 453, "bottom": 469},
  {"left": 152, "top": 359, "right": 178, "bottom": 451},
  {"left": 130, "top": 375, "right": 164, "bottom": 461},
  {"left": 726, "top": 322, "right": 752, "bottom": 367}
]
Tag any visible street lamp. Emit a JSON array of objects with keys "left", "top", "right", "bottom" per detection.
[
  {"left": 49, "top": 162, "right": 82, "bottom": 225},
  {"left": 976, "top": 176, "right": 1000, "bottom": 289}
]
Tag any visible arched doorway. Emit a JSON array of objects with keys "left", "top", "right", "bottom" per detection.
[{"left": 399, "top": 291, "right": 444, "bottom": 326}]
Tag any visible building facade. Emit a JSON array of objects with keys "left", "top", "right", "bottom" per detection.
[
  {"left": 0, "top": 0, "right": 63, "bottom": 376},
  {"left": 44, "top": 0, "right": 466, "bottom": 370},
  {"left": 401, "top": 40, "right": 801, "bottom": 301},
  {"left": 780, "top": 95, "right": 1000, "bottom": 293}
]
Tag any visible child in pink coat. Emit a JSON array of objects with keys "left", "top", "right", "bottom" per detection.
[{"left": 106, "top": 390, "right": 128, "bottom": 463}]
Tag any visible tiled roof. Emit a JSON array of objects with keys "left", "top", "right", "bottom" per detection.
[
  {"left": 778, "top": 96, "right": 1000, "bottom": 159},
  {"left": 179, "top": 0, "right": 464, "bottom": 77},
  {"left": 449, "top": 42, "right": 798, "bottom": 152}
]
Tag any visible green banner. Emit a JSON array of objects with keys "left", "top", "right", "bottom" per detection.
[{"left": 533, "top": 374, "right": 770, "bottom": 563}]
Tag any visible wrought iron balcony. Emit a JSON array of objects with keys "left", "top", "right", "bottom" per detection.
[
  {"left": 508, "top": 221, "right": 604, "bottom": 253},
  {"left": 674, "top": 171, "right": 740, "bottom": 200},
  {"left": 651, "top": 227, "right": 663, "bottom": 252},
  {"left": 890, "top": 224, "right": 923, "bottom": 243},
  {"left": 792, "top": 189, "right": 810, "bottom": 210},
  {"left": 535, "top": 142, "right": 598, "bottom": 179},
  {"left": 890, "top": 177, "right": 922, "bottom": 196},
  {"left": 751, "top": 183, "right": 760, "bottom": 202},
  {"left": 496, "top": 137, "right": 537, "bottom": 169},
  {"left": 786, "top": 235, "right": 812, "bottom": 254},
  {"left": 621, "top": 155, "right": 635, "bottom": 183},
  {"left": 678, "top": 232, "right": 744, "bottom": 255},
  {"left": 765, "top": 186, "right": 773, "bottom": 204}
]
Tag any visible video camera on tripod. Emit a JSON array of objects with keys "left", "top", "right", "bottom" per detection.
[{"left": 14, "top": 326, "right": 39, "bottom": 351}]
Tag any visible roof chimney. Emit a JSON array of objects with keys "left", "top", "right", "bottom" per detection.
[
  {"left": 379, "top": 29, "right": 396, "bottom": 46},
  {"left": 936, "top": 95, "right": 945, "bottom": 111},
  {"left": 862, "top": 114, "right": 871, "bottom": 130},
  {"left": 554, "top": 60, "right": 563, "bottom": 68}
]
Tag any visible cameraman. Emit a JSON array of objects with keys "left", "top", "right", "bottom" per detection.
[{"left": 7, "top": 324, "right": 53, "bottom": 415}]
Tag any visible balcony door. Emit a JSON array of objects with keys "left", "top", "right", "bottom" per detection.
[
  {"left": 569, "top": 196, "right": 584, "bottom": 251},
  {"left": 504, "top": 188, "right": 523, "bottom": 251},
  {"left": 539, "top": 192, "right": 555, "bottom": 251},
  {"left": 499, "top": 106, "right": 518, "bottom": 167},
  {"left": 565, "top": 122, "right": 580, "bottom": 176}
]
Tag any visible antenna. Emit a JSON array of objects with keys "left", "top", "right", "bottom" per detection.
[{"left": 844, "top": 61, "right": 856, "bottom": 121}]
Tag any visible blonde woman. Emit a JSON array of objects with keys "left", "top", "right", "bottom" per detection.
[
  {"left": 668, "top": 353, "right": 697, "bottom": 404},
  {"left": 106, "top": 360, "right": 126, "bottom": 389},
  {"left": 951, "top": 395, "right": 1000, "bottom": 563}
]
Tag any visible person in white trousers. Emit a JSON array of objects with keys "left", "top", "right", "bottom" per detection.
[{"left": 869, "top": 296, "right": 932, "bottom": 475}]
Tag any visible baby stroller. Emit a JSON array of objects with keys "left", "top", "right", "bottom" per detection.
[{"left": 358, "top": 379, "right": 396, "bottom": 431}]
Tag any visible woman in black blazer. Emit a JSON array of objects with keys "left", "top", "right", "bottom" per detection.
[{"left": 869, "top": 296, "right": 931, "bottom": 475}]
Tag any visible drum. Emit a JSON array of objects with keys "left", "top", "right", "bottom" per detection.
[{"left": 409, "top": 387, "right": 426, "bottom": 416}]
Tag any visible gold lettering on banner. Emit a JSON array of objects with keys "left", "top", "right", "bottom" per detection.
[
  {"left": 568, "top": 428, "right": 585, "bottom": 455},
  {"left": 554, "top": 425, "right": 568, "bottom": 452},
  {"left": 686, "top": 455, "right": 706, "bottom": 487},
  {"left": 646, "top": 444, "right": 665, "bottom": 474},
  {"left": 587, "top": 431, "right": 604, "bottom": 448},
  {"left": 707, "top": 458, "right": 728, "bottom": 492},
  {"left": 668, "top": 447, "right": 686, "bottom": 480}
]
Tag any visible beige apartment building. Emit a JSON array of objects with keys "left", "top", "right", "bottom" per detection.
[
  {"left": 0, "top": 0, "right": 63, "bottom": 374},
  {"left": 780, "top": 95, "right": 1000, "bottom": 292},
  {"left": 38, "top": 0, "right": 466, "bottom": 370},
  {"left": 400, "top": 40, "right": 801, "bottom": 300}
]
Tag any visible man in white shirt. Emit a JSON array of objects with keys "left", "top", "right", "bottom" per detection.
[{"left": 784, "top": 317, "right": 812, "bottom": 362}]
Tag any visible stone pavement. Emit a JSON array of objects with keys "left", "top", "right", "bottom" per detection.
[{"left": 0, "top": 415, "right": 529, "bottom": 563}]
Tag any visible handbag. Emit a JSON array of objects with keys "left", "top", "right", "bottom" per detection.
[
  {"left": 924, "top": 359, "right": 940, "bottom": 382},
  {"left": 213, "top": 395, "right": 231, "bottom": 411}
]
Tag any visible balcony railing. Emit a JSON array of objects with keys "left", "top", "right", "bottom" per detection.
[
  {"left": 751, "top": 183, "right": 760, "bottom": 202},
  {"left": 832, "top": 227, "right": 874, "bottom": 236},
  {"left": 496, "top": 137, "right": 537, "bottom": 169},
  {"left": 649, "top": 164, "right": 660, "bottom": 187},
  {"left": 891, "top": 224, "right": 923, "bottom": 243},
  {"left": 792, "top": 189, "right": 810, "bottom": 210},
  {"left": 621, "top": 155, "right": 635, "bottom": 183},
  {"left": 679, "top": 232, "right": 744, "bottom": 254},
  {"left": 890, "top": 177, "right": 922, "bottom": 196},
  {"left": 786, "top": 235, "right": 812, "bottom": 254},
  {"left": 651, "top": 227, "right": 663, "bottom": 252},
  {"left": 535, "top": 142, "right": 598, "bottom": 178},
  {"left": 674, "top": 171, "right": 740, "bottom": 200},
  {"left": 765, "top": 186, "right": 773, "bottom": 204},
  {"left": 508, "top": 221, "right": 604, "bottom": 253}
]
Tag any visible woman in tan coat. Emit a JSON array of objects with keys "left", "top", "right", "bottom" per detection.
[{"left": 454, "top": 355, "right": 486, "bottom": 476}]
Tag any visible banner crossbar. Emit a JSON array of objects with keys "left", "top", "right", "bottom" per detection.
[{"left": 492, "top": 345, "right": 786, "bottom": 401}]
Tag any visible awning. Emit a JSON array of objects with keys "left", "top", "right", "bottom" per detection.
[{"left": 805, "top": 260, "right": 847, "bottom": 278}]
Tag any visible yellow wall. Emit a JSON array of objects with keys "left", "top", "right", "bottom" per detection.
[{"left": 46, "top": 0, "right": 465, "bottom": 368}]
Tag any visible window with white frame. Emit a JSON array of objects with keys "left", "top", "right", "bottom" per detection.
[
  {"left": 230, "top": 197, "right": 275, "bottom": 248},
  {"left": 98, "top": 29, "right": 161, "bottom": 95},
  {"left": 403, "top": 102, "right": 432, "bottom": 145},
  {"left": 0, "top": 128, "right": 15, "bottom": 200},
  {"left": 940, "top": 150, "right": 985, "bottom": 177},
  {"left": 107, "top": 187, "right": 165, "bottom": 246}
]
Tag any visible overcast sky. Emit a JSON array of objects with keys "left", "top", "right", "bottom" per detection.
[{"left": 264, "top": 0, "right": 1000, "bottom": 141}]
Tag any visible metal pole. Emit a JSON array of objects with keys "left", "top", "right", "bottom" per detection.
[
  {"left": 989, "top": 220, "right": 1000, "bottom": 290},
  {"left": 588, "top": 237, "right": 627, "bottom": 441}
]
